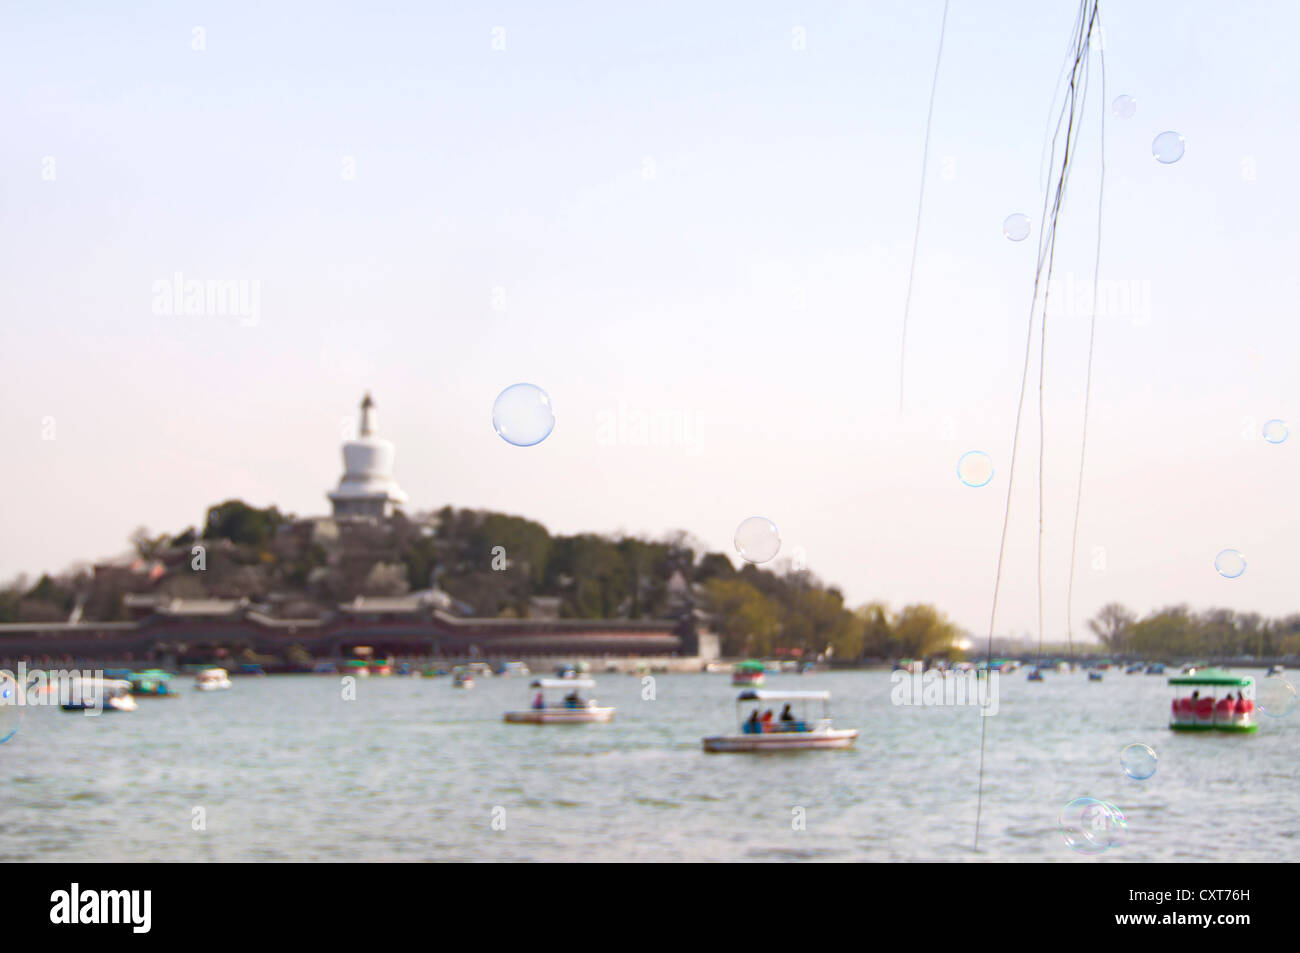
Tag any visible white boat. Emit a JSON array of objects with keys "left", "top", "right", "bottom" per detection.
[
  {"left": 452, "top": 669, "right": 475, "bottom": 689},
  {"left": 504, "top": 679, "right": 615, "bottom": 724},
  {"left": 60, "top": 678, "right": 138, "bottom": 713},
  {"left": 194, "top": 668, "right": 232, "bottom": 691},
  {"left": 702, "top": 690, "right": 858, "bottom": 752}
]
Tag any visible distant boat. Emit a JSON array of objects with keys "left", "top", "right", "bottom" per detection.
[
  {"left": 1125, "top": 663, "right": 1144, "bottom": 674},
  {"left": 452, "top": 667, "right": 475, "bottom": 689},
  {"left": 504, "top": 678, "right": 614, "bottom": 724},
  {"left": 1088, "top": 671, "right": 1104, "bottom": 682},
  {"left": 1145, "top": 663, "right": 1166, "bottom": 675},
  {"left": 703, "top": 690, "right": 857, "bottom": 753},
  {"left": 1027, "top": 668, "right": 1045, "bottom": 682},
  {"left": 1267, "top": 665, "right": 1285, "bottom": 676},
  {"left": 732, "top": 660, "right": 765, "bottom": 687},
  {"left": 128, "top": 669, "right": 179, "bottom": 698},
  {"left": 194, "top": 668, "right": 232, "bottom": 691},
  {"left": 61, "top": 678, "right": 137, "bottom": 713}
]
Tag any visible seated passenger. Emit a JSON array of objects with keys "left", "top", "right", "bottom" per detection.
[
  {"left": 746, "top": 709, "right": 761, "bottom": 734},
  {"left": 533, "top": 691, "right": 545, "bottom": 710},
  {"left": 761, "top": 709, "right": 774, "bottom": 731},
  {"left": 780, "top": 704, "right": 794, "bottom": 723}
]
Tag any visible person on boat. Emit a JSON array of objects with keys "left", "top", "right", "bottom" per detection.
[
  {"left": 780, "top": 704, "right": 794, "bottom": 722},
  {"left": 532, "top": 691, "right": 545, "bottom": 710},
  {"left": 746, "top": 709, "right": 761, "bottom": 733},
  {"left": 760, "top": 709, "right": 774, "bottom": 732},
  {"left": 564, "top": 690, "right": 578, "bottom": 708}
]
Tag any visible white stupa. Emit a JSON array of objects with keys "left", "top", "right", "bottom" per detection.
[{"left": 328, "top": 393, "right": 410, "bottom": 519}]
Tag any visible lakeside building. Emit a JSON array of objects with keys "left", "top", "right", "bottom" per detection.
[
  {"left": 0, "top": 392, "right": 719, "bottom": 664},
  {"left": 0, "top": 593, "right": 698, "bottom": 666}
]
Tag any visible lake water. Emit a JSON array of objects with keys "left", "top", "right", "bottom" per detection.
[{"left": 1, "top": 669, "right": 1295, "bottom": 862}]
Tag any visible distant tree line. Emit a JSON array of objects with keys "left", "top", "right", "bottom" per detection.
[{"left": 1089, "top": 602, "right": 1300, "bottom": 659}]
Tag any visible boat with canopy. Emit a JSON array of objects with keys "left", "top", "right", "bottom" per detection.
[
  {"left": 1169, "top": 669, "right": 1257, "bottom": 733},
  {"left": 504, "top": 678, "right": 614, "bottom": 724},
  {"left": 702, "top": 690, "right": 858, "bottom": 752},
  {"left": 731, "top": 659, "right": 765, "bottom": 687}
]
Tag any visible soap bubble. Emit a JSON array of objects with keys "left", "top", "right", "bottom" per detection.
[
  {"left": 1152, "top": 131, "right": 1185, "bottom": 164},
  {"left": 734, "top": 517, "right": 781, "bottom": 564},
  {"left": 1060, "top": 797, "right": 1127, "bottom": 854},
  {"left": 1262, "top": 419, "right": 1289, "bottom": 444},
  {"left": 1258, "top": 676, "right": 1296, "bottom": 718},
  {"left": 1002, "top": 213, "right": 1031, "bottom": 242},
  {"left": 957, "top": 450, "right": 994, "bottom": 487},
  {"left": 0, "top": 672, "right": 22, "bottom": 744},
  {"left": 492, "top": 383, "right": 555, "bottom": 447},
  {"left": 1111, "top": 94, "right": 1137, "bottom": 119},
  {"left": 1214, "top": 549, "right": 1246, "bottom": 579},
  {"left": 1120, "top": 743, "right": 1157, "bottom": 780}
]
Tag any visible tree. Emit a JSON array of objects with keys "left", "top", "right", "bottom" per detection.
[
  {"left": 703, "top": 578, "right": 781, "bottom": 656},
  {"left": 203, "top": 500, "right": 286, "bottom": 547},
  {"left": 892, "top": 604, "right": 960, "bottom": 658},
  {"left": 1088, "top": 602, "right": 1136, "bottom": 653}
]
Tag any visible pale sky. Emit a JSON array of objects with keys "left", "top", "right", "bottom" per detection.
[{"left": 2, "top": 0, "right": 1297, "bottom": 642}]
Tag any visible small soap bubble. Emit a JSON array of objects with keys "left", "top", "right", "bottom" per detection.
[
  {"left": 1111, "top": 94, "right": 1137, "bottom": 119},
  {"left": 957, "top": 450, "right": 994, "bottom": 488},
  {"left": 1258, "top": 676, "right": 1297, "bottom": 718},
  {"left": 1262, "top": 419, "right": 1289, "bottom": 444},
  {"left": 734, "top": 517, "right": 781, "bottom": 564},
  {"left": 1152, "top": 131, "right": 1185, "bottom": 164},
  {"left": 1002, "top": 213, "right": 1031, "bottom": 242},
  {"left": 1060, "top": 797, "right": 1127, "bottom": 854},
  {"left": 1120, "top": 743, "right": 1157, "bottom": 780},
  {"left": 1214, "top": 549, "right": 1246, "bottom": 579},
  {"left": 492, "top": 383, "right": 555, "bottom": 447},
  {"left": 0, "top": 672, "right": 21, "bottom": 744}
]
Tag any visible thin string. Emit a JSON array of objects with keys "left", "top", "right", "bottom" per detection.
[
  {"left": 1066, "top": 17, "right": 1107, "bottom": 657},
  {"left": 897, "top": 0, "right": 951, "bottom": 413},
  {"left": 975, "top": 0, "right": 1099, "bottom": 852}
]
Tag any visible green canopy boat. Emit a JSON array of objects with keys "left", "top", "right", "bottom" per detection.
[
  {"left": 1168, "top": 669, "right": 1257, "bottom": 733},
  {"left": 732, "top": 659, "right": 765, "bottom": 686},
  {"left": 128, "top": 669, "right": 179, "bottom": 698}
]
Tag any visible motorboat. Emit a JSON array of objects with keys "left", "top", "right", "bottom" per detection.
[
  {"left": 504, "top": 679, "right": 614, "bottom": 724},
  {"left": 703, "top": 690, "right": 857, "bottom": 752}
]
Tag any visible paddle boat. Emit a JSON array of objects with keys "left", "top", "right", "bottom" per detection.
[
  {"left": 1145, "top": 662, "right": 1166, "bottom": 675},
  {"left": 1267, "top": 664, "right": 1285, "bottom": 677},
  {"left": 452, "top": 667, "right": 475, "bottom": 689},
  {"left": 128, "top": 669, "right": 179, "bottom": 698},
  {"left": 732, "top": 659, "right": 765, "bottom": 687},
  {"left": 1125, "top": 663, "right": 1144, "bottom": 674},
  {"left": 1027, "top": 668, "right": 1045, "bottom": 681},
  {"left": 1088, "top": 670, "right": 1104, "bottom": 682},
  {"left": 703, "top": 690, "right": 858, "bottom": 752},
  {"left": 504, "top": 678, "right": 614, "bottom": 724},
  {"left": 1169, "top": 669, "right": 1257, "bottom": 733},
  {"left": 194, "top": 668, "right": 232, "bottom": 691},
  {"left": 60, "top": 678, "right": 137, "bottom": 713}
]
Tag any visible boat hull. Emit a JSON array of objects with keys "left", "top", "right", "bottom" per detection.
[
  {"left": 504, "top": 708, "right": 615, "bottom": 724},
  {"left": 1170, "top": 722, "right": 1258, "bottom": 733},
  {"left": 702, "top": 728, "right": 858, "bottom": 752}
]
